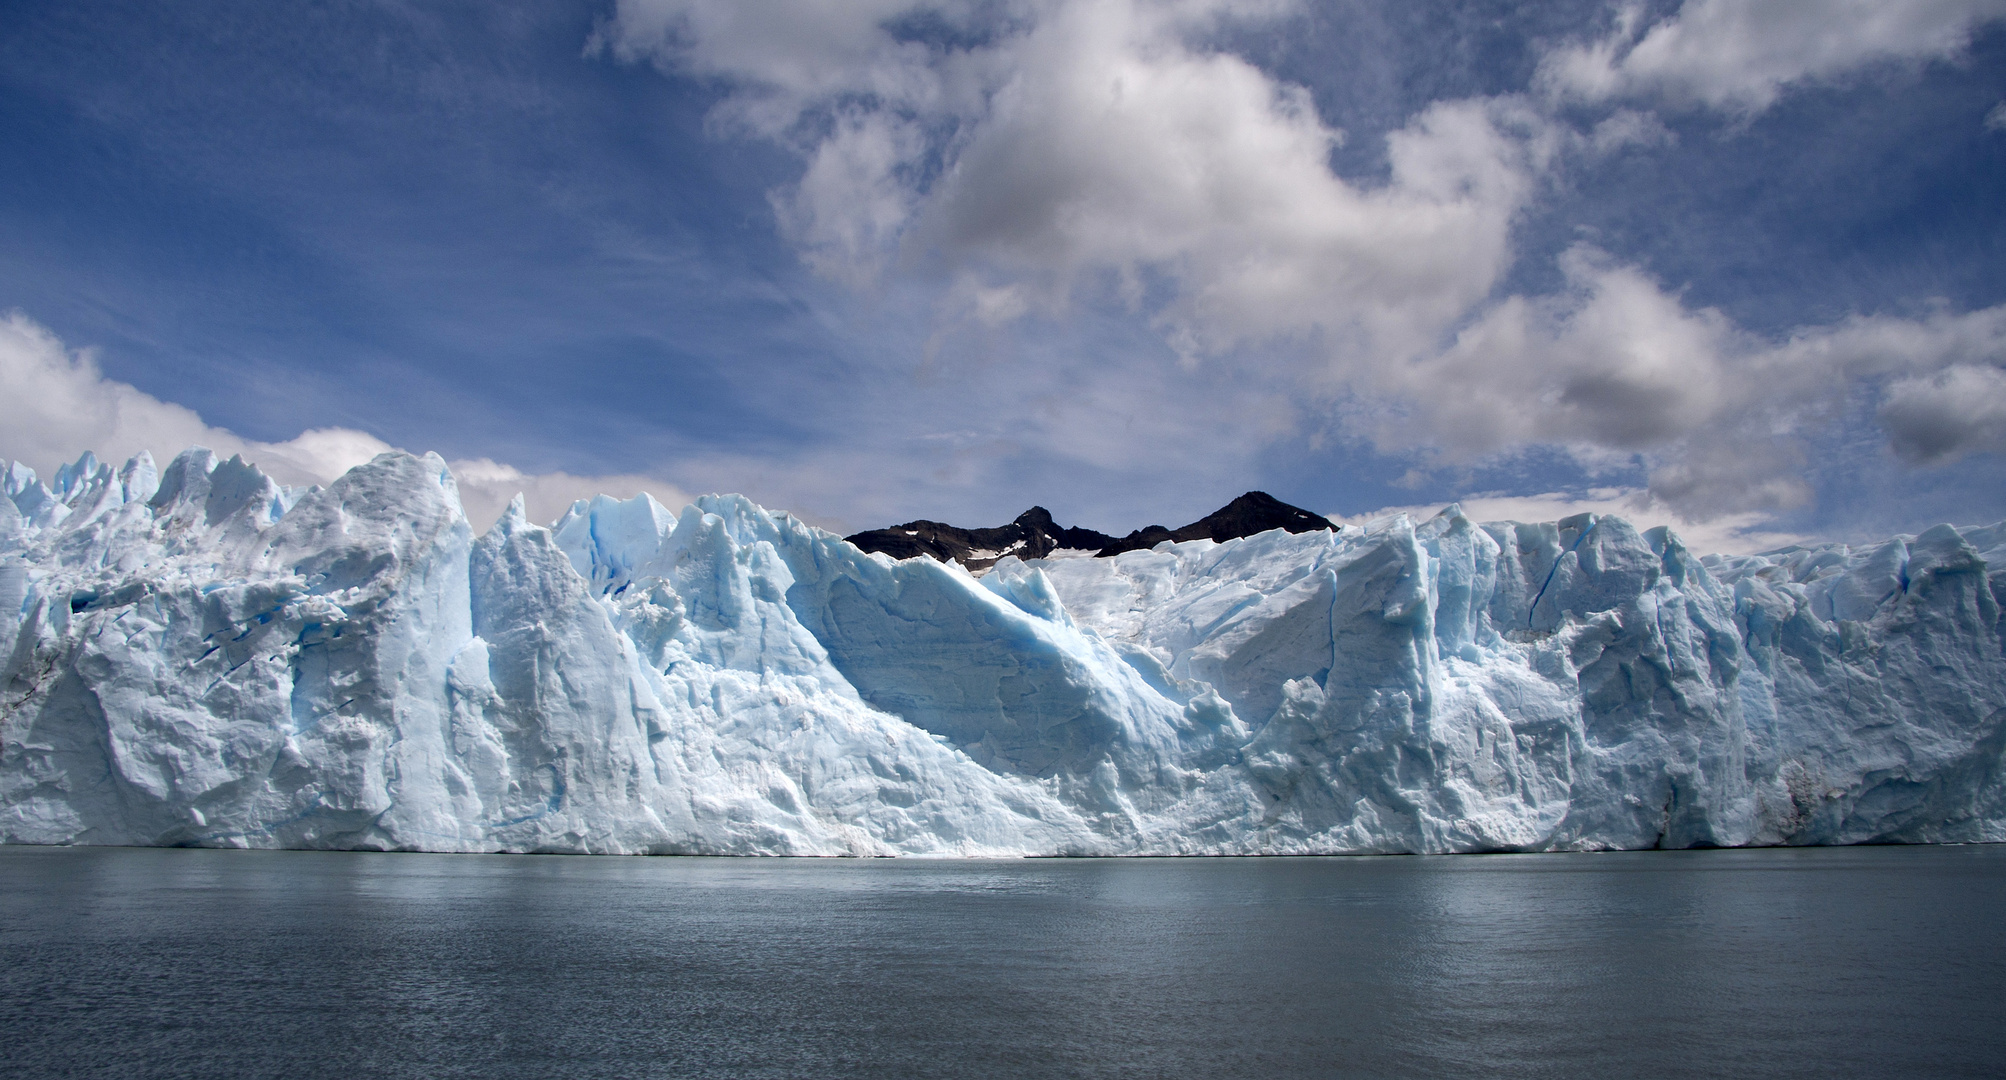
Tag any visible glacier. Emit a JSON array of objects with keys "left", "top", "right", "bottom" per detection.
[{"left": 2, "top": 447, "right": 2002, "bottom": 855}]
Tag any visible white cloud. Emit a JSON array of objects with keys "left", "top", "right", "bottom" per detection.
[
  {"left": 613, "top": 1, "right": 1847, "bottom": 521},
  {"left": 1633, "top": 304, "right": 2006, "bottom": 516},
  {"left": 1585, "top": 108, "right": 1676, "bottom": 153},
  {"left": 774, "top": 110, "right": 923, "bottom": 282},
  {"left": 1357, "top": 252, "right": 2006, "bottom": 518},
  {"left": 1329, "top": 487, "right": 1813, "bottom": 557},
  {"left": 1879, "top": 363, "right": 2006, "bottom": 463},
  {"left": 595, "top": 0, "right": 960, "bottom": 134},
  {"left": 603, "top": 0, "right": 2006, "bottom": 532},
  {"left": 447, "top": 458, "right": 695, "bottom": 532},
  {"left": 1542, "top": 0, "right": 2006, "bottom": 113},
  {"left": 0, "top": 313, "right": 692, "bottom": 529},
  {"left": 1398, "top": 247, "right": 1735, "bottom": 455},
  {"left": 0, "top": 313, "right": 394, "bottom": 487},
  {"left": 1989, "top": 101, "right": 2006, "bottom": 129},
  {"left": 608, "top": 0, "right": 1554, "bottom": 366}
]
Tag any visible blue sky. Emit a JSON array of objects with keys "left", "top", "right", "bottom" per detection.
[{"left": 1, "top": 0, "right": 2002, "bottom": 550}]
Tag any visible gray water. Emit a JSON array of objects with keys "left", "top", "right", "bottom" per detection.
[{"left": 2, "top": 846, "right": 2002, "bottom": 1079}]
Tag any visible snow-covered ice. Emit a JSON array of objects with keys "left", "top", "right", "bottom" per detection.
[{"left": 2, "top": 448, "right": 2001, "bottom": 854}]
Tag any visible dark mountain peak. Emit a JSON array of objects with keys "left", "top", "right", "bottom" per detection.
[
  {"left": 1093, "top": 491, "right": 1334, "bottom": 557},
  {"left": 844, "top": 505, "right": 1116, "bottom": 572},
  {"left": 845, "top": 492, "right": 1334, "bottom": 570},
  {"left": 1188, "top": 491, "right": 1333, "bottom": 541},
  {"left": 1221, "top": 491, "right": 1298, "bottom": 515}
]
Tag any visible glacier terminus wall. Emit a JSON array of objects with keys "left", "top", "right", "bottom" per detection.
[{"left": 3, "top": 448, "right": 2003, "bottom": 855}]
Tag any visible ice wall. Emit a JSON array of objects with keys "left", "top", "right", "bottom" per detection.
[{"left": 2, "top": 449, "right": 2001, "bottom": 854}]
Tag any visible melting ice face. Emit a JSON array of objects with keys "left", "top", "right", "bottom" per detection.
[{"left": 2, "top": 447, "right": 2003, "bottom": 854}]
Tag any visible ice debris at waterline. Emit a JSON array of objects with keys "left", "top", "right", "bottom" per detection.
[{"left": 1, "top": 448, "right": 2003, "bottom": 855}]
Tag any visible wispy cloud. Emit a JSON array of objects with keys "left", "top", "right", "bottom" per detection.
[
  {"left": 1328, "top": 487, "right": 1812, "bottom": 557},
  {"left": 0, "top": 313, "right": 691, "bottom": 528},
  {"left": 1540, "top": 0, "right": 2006, "bottom": 113}
]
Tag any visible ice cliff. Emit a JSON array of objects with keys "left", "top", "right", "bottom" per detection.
[{"left": 3, "top": 448, "right": 2002, "bottom": 854}]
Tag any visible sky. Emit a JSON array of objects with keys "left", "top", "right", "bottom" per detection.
[{"left": 0, "top": 0, "right": 2002, "bottom": 553}]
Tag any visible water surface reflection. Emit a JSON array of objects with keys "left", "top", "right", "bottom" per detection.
[{"left": 3, "top": 847, "right": 2000, "bottom": 1078}]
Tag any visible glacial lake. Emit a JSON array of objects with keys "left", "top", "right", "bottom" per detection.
[{"left": 3, "top": 846, "right": 2002, "bottom": 1079}]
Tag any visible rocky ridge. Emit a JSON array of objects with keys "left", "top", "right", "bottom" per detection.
[{"left": 845, "top": 491, "right": 1335, "bottom": 571}]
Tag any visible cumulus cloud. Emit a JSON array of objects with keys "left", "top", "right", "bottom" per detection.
[
  {"left": 1659, "top": 305, "right": 2006, "bottom": 515},
  {"left": 0, "top": 313, "right": 692, "bottom": 529},
  {"left": 1879, "top": 363, "right": 2006, "bottom": 463},
  {"left": 605, "top": 0, "right": 1555, "bottom": 364},
  {"left": 775, "top": 109, "right": 924, "bottom": 282},
  {"left": 0, "top": 313, "right": 394, "bottom": 487},
  {"left": 1401, "top": 248, "right": 1735, "bottom": 455},
  {"left": 1541, "top": 0, "right": 2006, "bottom": 113},
  {"left": 1380, "top": 254, "right": 2006, "bottom": 517},
  {"left": 603, "top": 0, "right": 2006, "bottom": 528}
]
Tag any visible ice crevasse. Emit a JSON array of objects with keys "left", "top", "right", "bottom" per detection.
[{"left": 2, "top": 447, "right": 2002, "bottom": 855}]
